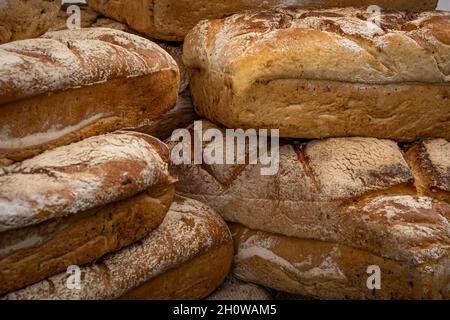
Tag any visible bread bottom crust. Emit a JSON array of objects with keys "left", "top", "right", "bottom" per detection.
[
  {"left": 230, "top": 223, "right": 450, "bottom": 300},
  {"left": 190, "top": 72, "right": 450, "bottom": 142},
  {"left": 119, "top": 241, "right": 233, "bottom": 300},
  {"left": 0, "top": 70, "right": 178, "bottom": 164},
  {"left": 0, "top": 182, "right": 175, "bottom": 295}
]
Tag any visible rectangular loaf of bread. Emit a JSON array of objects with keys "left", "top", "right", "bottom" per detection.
[
  {"left": 183, "top": 8, "right": 450, "bottom": 141},
  {"left": 88, "top": 0, "right": 439, "bottom": 41},
  {"left": 169, "top": 121, "right": 450, "bottom": 265},
  {"left": 2, "top": 197, "right": 233, "bottom": 300},
  {"left": 0, "top": 28, "right": 179, "bottom": 164}
]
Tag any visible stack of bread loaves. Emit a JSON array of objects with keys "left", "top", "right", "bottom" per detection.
[
  {"left": 169, "top": 6, "right": 450, "bottom": 299},
  {"left": 0, "top": 25, "right": 233, "bottom": 299}
]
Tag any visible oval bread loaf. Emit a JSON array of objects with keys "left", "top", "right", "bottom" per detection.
[
  {"left": 0, "top": 28, "right": 179, "bottom": 164},
  {"left": 183, "top": 8, "right": 450, "bottom": 141},
  {"left": 88, "top": 0, "right": 439, "bottom": 41},
  {"left": 2, "top": 196, "right": 233, "bottom": 300}
]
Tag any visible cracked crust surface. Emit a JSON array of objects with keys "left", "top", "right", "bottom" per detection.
[
  {"left": 0, "top": 182, "right": 175, "bottom": 295},
  {"left": 3, "top": 196, "right": 233, "bottom": 300},
  {"left": 0, "top": 131, "right": 173, "bottom": 232},
  {"left": 168, "top": 121, "right": 450, "bottom": 266},
  {"left": 231, "top": 223, "right": 450, "bottom": 299},
  {"left": 0, "top": 28, "right": 179, "bottom": 162},
  {"left": 183, "top": 8, "right": 450, "bottom": 140},
  {"left": 0, "top": 0, "right": 61, "bottom": 44}
]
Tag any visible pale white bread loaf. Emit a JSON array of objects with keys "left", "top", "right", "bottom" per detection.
[
  {"left": 88, "top": 0, "right": 439, "bottom": 41},
  {"left": 230, "top": 224, "right": 450, "bottom": 299},
  {"left": 0, "top": 0, "right": 61, "bottom": 44},
  {"left": 406, "top": 139, "right": 450, "bottom": 203},
  {"left": 0, "top": 131, "right": 173, "bottom": 232},
  {"left": 183, "top": 8, "right": 450, "bottom": 141},
  {"left": 0, "top": 27, "right": 179, "bottom": 163},
  {"left": 2, "top": 196, "right": 233, "bottom": 300},
  {"left": 169, "top": 121, "right": 450, "bottom": 265},
  {"left": 207, "top": 276, "right": 272, "bottom": 300}
]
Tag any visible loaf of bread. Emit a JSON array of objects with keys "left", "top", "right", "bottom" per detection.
[
  {"left": 0, "top": 131, "right": 175, "bottom": 294},
  {"left": 207, "top": 276, "right": 272, "bottom": 300},
  {"left": 169, "top": 122, "right": 450, "bottom": 264},
  {"left": 88, "top": 0, "right": 439, "bottom": 41},
  {"left": 183, "top": 8, "right": 450, "bottom": 141},
  {"left": 0, "top": 0, "right": 61, "bottom": 44},
  {"left": 0, "top": 28, "right": 179, "bottom": 164},
  {"left": 230, "top": 223, "right": 450, "bottom": 299},
  {"left": 0, "top": 131, "right": 173, "bottom": 232},
  {"left": 3, "top": 197, "right": 233, "bottom": 300},
  {"left": 406, "top": 139, "right": 450, "bottom": 203}
]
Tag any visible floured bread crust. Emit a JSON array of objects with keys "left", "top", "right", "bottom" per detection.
[
  {"left": 406, "top": 139, "right": 450, "bottom": 203},
  {"left": 0, "top": 28, "right": 179, "bottom": 163},
  {"left": 183, "top": 8, "right": 450, "bottom": 141},
  {"left": 0, "top": 0, "right": 61, "bottom": 44},
  {"left": 0, "top": 131, "right": 173, "bottom": 232},
  {"left": 0, "top": 182, "right": 175, "bottom": 295},
  {"left": 169, "top": 122, "right": 450, "bottom": 265},
  {"left": 231, "top": 223, "right": 450, "bottom": 300},
  {"left": 2, "top": 197, "right": 233, "bottom": 300},
  {"left": 207, "top": 276, "right": 272, "bottom": 300},
  {"left": 88, "top": 0, "right": 439, "bottom": 41}
]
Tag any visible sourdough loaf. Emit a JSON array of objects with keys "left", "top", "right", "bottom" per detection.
[
  {"left": 88, "top": 0, "right": 439, "bottom": 41},
  {"left": 0, "top": 0, "right": 61, "bottom": 44},
  {"left": 0, "top": 131, "right": 173, "bottom": 232},
  {"left": 183, "top": 8, "right": 450, "bottom": 141},
  {"left": 169, "top": 122, "right": 450, "bottom": 264},
  {"left": 231, "top": 223, "right": 450, "bottom": 299},
  {"left": 3, "top": 197, "right": 233, "bottom": 300},
  {"left": 0, "top": 28, "right": 179, "bottom": 164}
]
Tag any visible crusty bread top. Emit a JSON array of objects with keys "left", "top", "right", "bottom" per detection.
[
  {"left": 0, "top": 132, "right": 172, "bottom": 232},
  {"left": 183, "top": 8, "right": 450, "bottom": 92},
  {"left": 3, "top": 196, "right": 231, "bottom": 300},
  {"left": 413, "top": 139, "right": 450, "bottom": 192},
  {"left": 168, "top": 121, "right": 413, "bottom": 201},
  {"left": 0, "top": 0, "right": 61, "bottom": 44},
  {"left": 0, "top": 27, "right": 178, "bottom": 105}
]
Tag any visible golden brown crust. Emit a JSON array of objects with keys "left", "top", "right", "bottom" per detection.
[
  {"left": 120, "top": 242, "right": 233, "bottom": 300},
  {"left": 89, "top": 0, "right": 439, "bottom": 41},
  {"left": 0, "top": 28, "right": 179, "bottom": 162},
  {"left": 2, "top": 197, "right": 233, "bottom": 300},
  {"left": 0, "top": 183, "right": 175, "bottom": 295},
  {"left": 169, "top": 122, "right": 450, "bottom": 265},
  {"left": 0, "top": 0, "right": 61, "bottom": 44},
  {"left": 183, "top": 8, "right": 450, "bottom": 141},
  {"left": 0, "top": 132, "right": 173, "bottom": 231},
  {"left": 231, "top": 223, "right": 450, "bottom": 300}
]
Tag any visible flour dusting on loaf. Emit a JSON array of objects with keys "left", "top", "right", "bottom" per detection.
[
  {"left": 0, "top": 132, "right": 171, "bottom": 231},
  {"left": 3, "top": 197, "right": 231, "bottom": 300}
]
